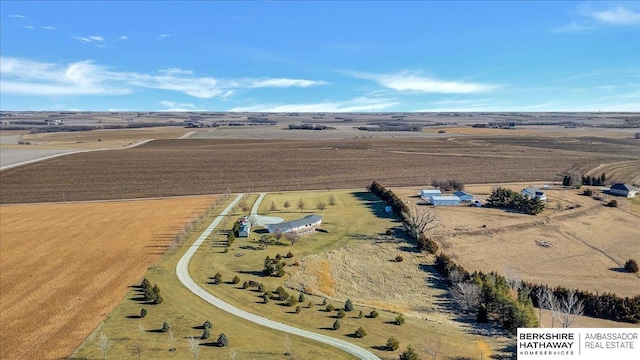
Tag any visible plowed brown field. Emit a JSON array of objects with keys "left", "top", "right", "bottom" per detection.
[
  {"left": 2, "top": 137, "right": 637, "bottom": 204},
  {"left": 0, "top": 196, "right": 216, "bottom": 360}
]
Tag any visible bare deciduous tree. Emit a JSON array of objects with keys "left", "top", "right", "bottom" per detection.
[
  {"left": 450, "top": 282, "right": 481, "bottom": 312},
  {"left": 534, "top": 287, "right": 548, "bottom": 325},
  {"left": 545, "top": 288, "right": 560, "bottom": 328},
  {"left": 274, "top": 229, "right": 283, "bottom": 244},
  {"left": 316, "top": 202, "right": 326, "bottom": 212},
  {"left": 284, "top": 334, "right": 291, "bottom": 356},
  {"left": 285, "top": 231, "right": 299, "bottom": 246},
  {"left": 423, "top": 337, "right": 441, "bottom": 360},
  {"left": 168, "top": 329, "right": 176, "bottom": 351},
  {"left": 96, "top": 333, "right": 109, "bottom": 360},
  {"left": 328, "top": 194, "right": 336, "bottom": 208},
  {"left": 229, "top": 348, "right": 238, "bottom": 360},
  {"left": 137, "top": 321, "right": 144, "bottom": 340},
  {"left": 129, "top": 339, "right": 144, "bottom": 360},
  {"left": 187, "top": 336, "right": 200, "bottom": 360},
  {"left": 560, "top": 290, "right": 584, "bottom": 328},
  {"left": 270, "top": 201, "right": 278, "bottom": 212},
  {"left": 283, "top": 200, "right": 291, "bottom": 209},
  {"left": 296, "top": 198, "right": 306, "bottom": 212},
  {"left": 403, "top": 206, "right": 440, "bottom": 240}
]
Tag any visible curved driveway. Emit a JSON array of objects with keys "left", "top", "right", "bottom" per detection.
[{"left": 176, "top": 194, "right": 380, "bottom": 360}]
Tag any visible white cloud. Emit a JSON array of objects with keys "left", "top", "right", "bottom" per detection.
[
  {"left": 589, "top": 6, "right": 640, "bottom": 25},
  {"left": 89, "top": 36, "right": 105, "bottom": 42},
  {"left": 0, "top": 57, "right": 328, "bottom": 99},
  {"left": 43, "top": 26, "right": 57, "bottom": 31},
  {"left": 229, "top": 97, "right": 398, "bottom": 112},
  {"left": 73, "top": 36, "right": 92, "bottom": 43},
  {"left": 349, "top": 71, "right": 498, "bottom": 94},
  {"left": 118, "top": 35, "right": 128, "bottom": 40},
  {"left": 17, "top": 25, "right": 34, "bottom": 30},
  {"left": 10, "top": 14, "right": 26, "bottom": 19},
  {"left": 552, "top": 21, "right": 592, "bottom": 33},
  {"left": 159, "top": 100, "right": 206, "bottom": 112},
  {"left": 158, "top": 33, "right": 175, "bottom": 40}
]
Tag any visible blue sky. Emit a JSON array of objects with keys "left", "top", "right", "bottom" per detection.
[{"left": 1, "top": 1, "right": 639, "bottom": 112}]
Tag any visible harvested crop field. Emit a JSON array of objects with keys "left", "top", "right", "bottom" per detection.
[
  {"left": 2, "top": 136, "right": 638, "bottom": 204},
  {"left": 0, "top": 196, "right": 217, "bottom": 360}
]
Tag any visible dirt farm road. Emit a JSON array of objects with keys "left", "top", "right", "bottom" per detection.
[{"left": 176, "top": 194, "right": 380, "bottom": 360}]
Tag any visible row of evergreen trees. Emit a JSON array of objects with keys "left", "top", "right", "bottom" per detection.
[
  {"left": 140, "top": 278, "right": 163, "bottom": 304},
  {"left": 486, "top": 187, "right": 545, "bottom": 215},
  {"left": 562, "top": 172, "right": 607, "bottom": 187}
]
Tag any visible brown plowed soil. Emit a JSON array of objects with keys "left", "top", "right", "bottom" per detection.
[
  {"left": 2, "top": 137, "right": 637, "bottom": 204},
  {"left": 0, "top": 196, "right": 216, "bottom": 360}
]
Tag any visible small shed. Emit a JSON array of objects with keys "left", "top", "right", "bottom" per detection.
[
  {"left": 453, "top": 191, "right": 473, "bottom": 202},
  {"left": 429, "top": 196, "right": 461, "bottom": 206},
  {"left": 608, "top": 183, "right": 639, "bottom": 198}
]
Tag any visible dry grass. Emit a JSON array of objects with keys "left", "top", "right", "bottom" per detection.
[
  {"left": 0, "top": 196, "right": 217, "bottom": 360},
  {"left": 2, "top": 136, "right": 637, "bottom": 204},
  {"left": 393, "top": 186, "right": 640, "bottom": 298}
]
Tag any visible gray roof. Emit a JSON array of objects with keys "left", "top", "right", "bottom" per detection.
[
  {"left": 610, "top": 183, "right": 637, "bottom": 191},
  {"left": 269, "top": 214, "right": 322, "bottom": 233},
  {"left": 453, "top": 191, "right": 472, "bottom": 197}
]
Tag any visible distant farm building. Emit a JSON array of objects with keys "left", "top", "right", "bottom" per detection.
[
  {"left": 420, "top": 189, "right": 442, "bottom": 201},
  {"left": 237, "top": 216, "right": 251, "bottom": 237},
  {"left": 453, "top": 191, "right": 474, "bottom": 202},
  {"left": 608, "top": 183, "right": 639, "bottom": 198},
  {"left": 521, "top": 187, "right": 547, "bottom": 202},
  {"left": 267, "top": 214, "right": 323, "bottom": 234},
  {"left": 429, "top": 196, "right": 461, "bottom": 206}
]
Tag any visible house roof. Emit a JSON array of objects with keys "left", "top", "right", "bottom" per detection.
[
  {"left": 610, "top": 183, "right": 637, "bottom": 191},
  {"left": 269, "top": 214, "right": 323, "bottom": 232},
  {"left": 453, "top": 191, "right": 472, "bottom": 197}
]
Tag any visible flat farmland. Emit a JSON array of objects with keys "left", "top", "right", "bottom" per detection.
[
  {"left": 0, "top": 196, "right": 217, "bottom": 360},
  {"left": 2, "top": 136, "right": 638, "bottom": 204}
]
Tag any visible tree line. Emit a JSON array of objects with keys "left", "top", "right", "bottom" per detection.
[{"left": 563, "top": 172, "right": 608, "bottom": 187}]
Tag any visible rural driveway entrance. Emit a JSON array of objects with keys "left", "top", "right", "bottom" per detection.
[{"left": 176, "top": 194, "right": 380, "bottom": 360}]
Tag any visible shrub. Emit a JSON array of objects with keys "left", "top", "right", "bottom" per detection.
[
  {"left": 213, "top": 273, "right": 222, "bottom": 285},
  {"left": 358, "top": 310, "right": 364, "bottom": 319},
  {"left": 344, "top": 299, "right": 354, "bottom": 311},
  {"left": 203, "top": 320, "right": 212, "bottom": 329},
  {"left": 369, "top": 310, "right": 379, "bottom": 318},
  {"left": 153, "top": 295, "right": 164, "bottom": 305},
  {"left": 337, "top": 309, "right": 346, "bottom": 318},
  {"left": 140, "top": 278, "right": 151, "bottom": 289},
  {"left": 332, "top": 319, "right": 341, "bottom": 330},
  {"left": 386, "top": 337, "right": 400, "bottom": 351},
  {"left": 326, "top": 303, "right": 335, "bottom": 312},
  {"left": 286, "top": 296, "right": 298, "bottom": 307},
  {"left": 217, "top": 333, "right": 228, "bottom": 347},
  {"left": 201, "top": 328, "right": 210, "bottom": 340},
  {"left": 395, "top": 314, "right": 405, "bottom": 325},
  {"left": 286, "top": 251, "right": 294, "bottom": 258},
  {"left": 322, "top": 298, "right": 327, "bottom": 306},
  {"left": 231, "top": 275, "right": 240, "bottom": 284},
  {"left": 263, "top": 294, "right": 270, "bottom": 304},
  {"left": 140, "top": 308, "right": 147, "bottom": 318},
  {"left": 582, "top": 189, "right": 594, "bottom": 196},
  {"left": 298, "top": 293, "right": 306, "bottom": 303},
  {"left": 295, "top": 305, "right": 302, "bottom": 314},
  {"left": 625, "top": 259, "right": 639, "bottom": 273},
  {"left": 223, "top": 247, "right": 229, "bottom": 253},
  {"left": 257, "top": 283, "right": 265, "bottom": 292},
  {"left": 242, "top": 281, "right": 249, "bottom": 289},
  {"left": 399, "top": 345, "right": 420, "bottom": 360},
  {"left": 275, "top": 253, "right": 282, "bottom": 262},
  {"left": 307, "top": 301, "right": 314, "bottom": 308},
  {"left": 385, "top": 228, "right": 394, "bottom": 236},
  {"left": 395, "top": 255, "right": 404, "bottom": 262},
  {"left": 477, "top": 304, "right": 489, "bottom": 322},
  {"left": 161, "top": 322, "right": 170, "bottom": 332},
  {"left": 607, "top": 200, "right": 618, "bottom": 207},
  {"left": 353, "top": 327, "right": 367, "bottom": 338}
]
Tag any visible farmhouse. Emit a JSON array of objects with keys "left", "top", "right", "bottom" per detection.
[
  {"left": 521, "top": 187, "right": 547, "bottom": 202},
  {"left": 608, "top": 183, "right": 639, "bottom": 198},
  {"left": 267, "top": 214, "right": 323, "bottom": 234},
  {"left": 237, "top": 216, "right": 251, "bottom": 237},
  {"left": 453, "top": 190, "right": 474, "bottom": 202},
  {"left": 429, "top": 195, "right": 461, "bottom": 206}
]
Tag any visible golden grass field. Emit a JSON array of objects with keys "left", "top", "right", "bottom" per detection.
[{"left": 0, "top": 196, "right": 217, "bottom": 360}]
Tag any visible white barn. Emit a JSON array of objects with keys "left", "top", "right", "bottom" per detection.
[
  {"left": 267, "top": 214, "right": 323, "bottom": 234},
  {"left": 429, "top": 195, "right": 460, "bottom": 206},
  {"left": 608, "top": 183, "right": 639, "bottom": 198},
  {"left": 421, "top": 189, "right": 442, "bottom": 198}
]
